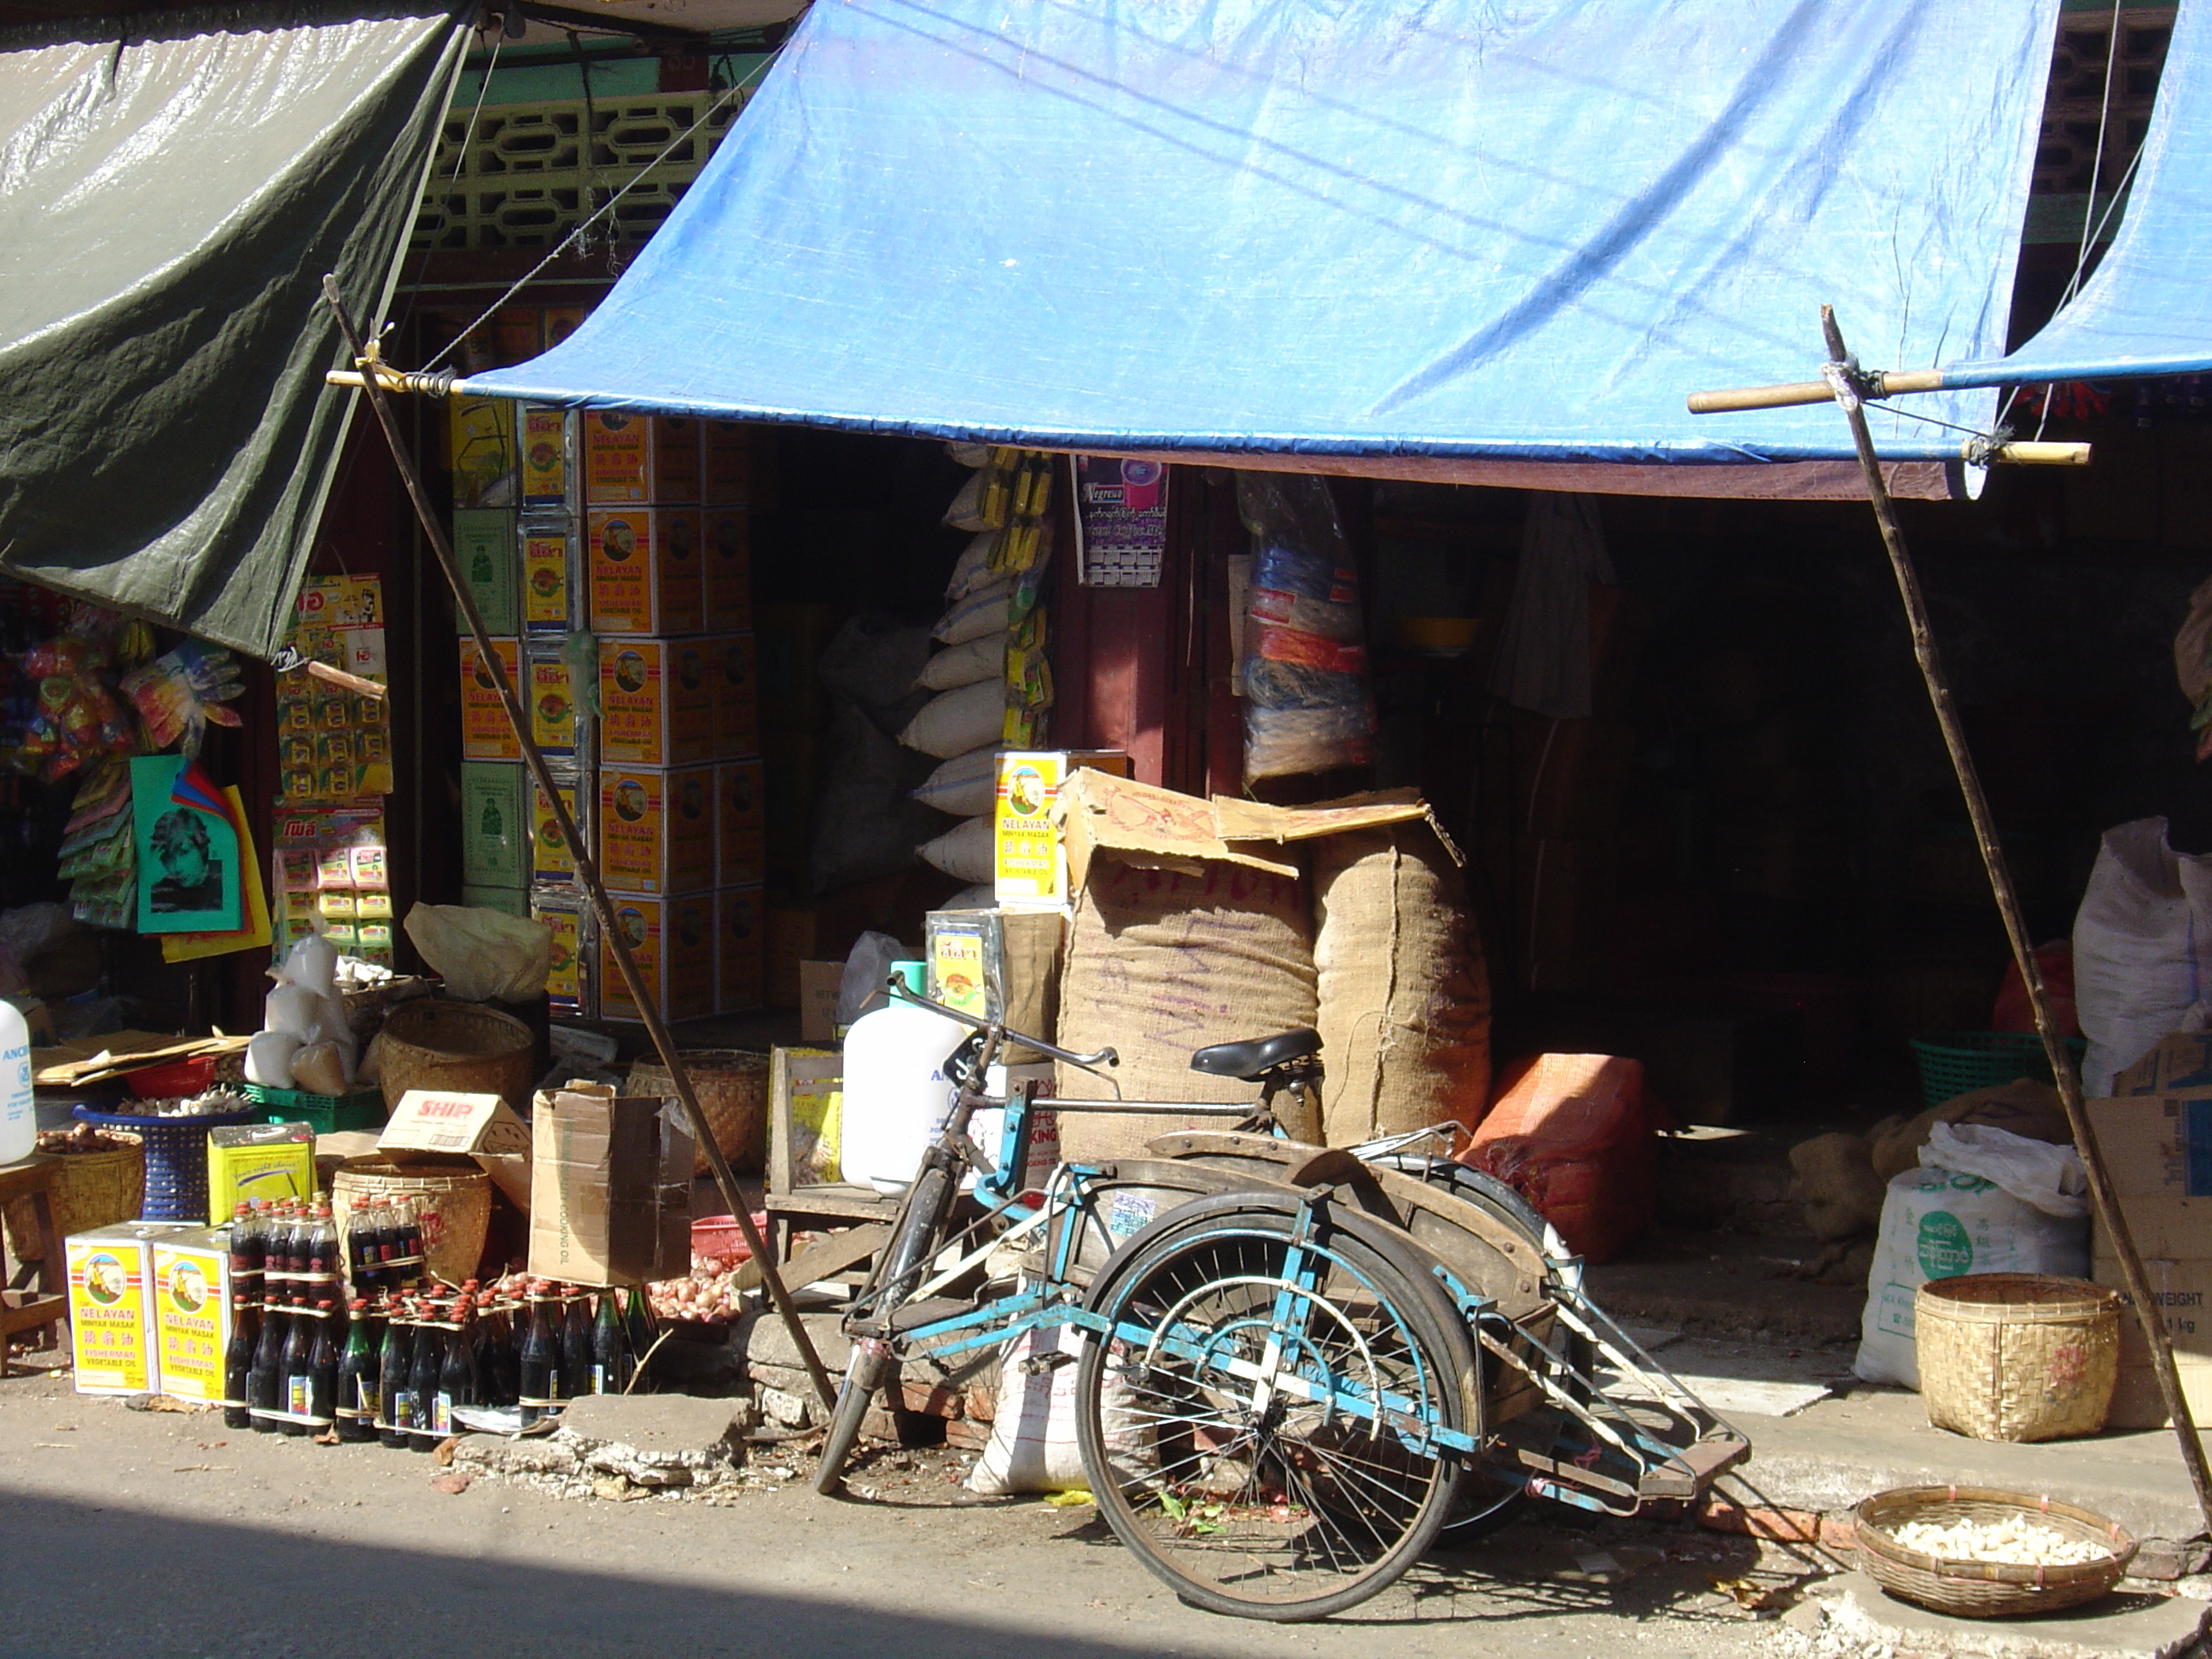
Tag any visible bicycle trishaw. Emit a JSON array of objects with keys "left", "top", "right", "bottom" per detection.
[{"left": 814, "top": 986, "right": 1749, "bottom": 1621}]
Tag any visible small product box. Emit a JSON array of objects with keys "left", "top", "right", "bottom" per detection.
[
  {"left": 702, "top": 421, "right": 752, "bottom": 507},
  {"left": 533, "top": 885, "right": 596, "bottom": 1018},
  {"left": 716, "top": 885, "right": 765, "bottom": 1012},
  {"left": 447, "top": 395, "right": 517, "bottom": 510},
  {"left": 599, "top": 891, "right": 716, "bottom": 1023},
  {"left": 521, "top": 519, "right": 578, "bottom": 632},
  {"left": 600, "top": 764, "right": 715, "bottom": 895},
  {"left": 584, "top": 411, "right": 703, "bottom": 505},
  {"left": 460, "top": 760, "right": 532, "bottom": 888},
  {"left": 152, "top": 1226, "right": 232, "bottom": 1406},
  {"left": 463, "top": 884, "right": 529, "bottom": 917},
  {"left": 451, "top": 509, "right": 520, "bottom": 634},
  {"left": 525, "top": 643, "right": 577, "bottom": 757},
  {"left": 67, "top": 1222, "right": 184, "bottom": 1395},
  {"left": 703, "top": 507, "right": 752, "bottom": 631},
  {"left": 711, "top": 632, "right": 759, "bottom": 757},
  {"left": 208, "top": 1123, "right": 317, "bottom": 1219},
  {"left": 716, "top": 756, "right": 765, "bottom": 886},
  {"left": 532, "top": 772, "right": 586, "bottom": 885},
  {"left": 587, "top": 507, "right": 704, "bottom": 635},
  {"left": 458, "top": 637, "right": 522, "bottom": 760},
  {"left": 380, "top": 1088, "right": 533, "bottom": 1210},
  {"left": 600, "top": 637, "right": 714, "bottom": 766},
  {"left": 519, "top": 405, "right": 573, "bottom": 508},
  {"left": 993, "top": 750, "right": 1132, "bottom": 909}
]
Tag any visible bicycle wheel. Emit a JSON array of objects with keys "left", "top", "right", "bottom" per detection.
[
  {"left": 1074, "top": 1196, "right": 1470, "bottom": 1621},
  {"left": 814, "top": 1167, "right": 953, "bottom": 1495}
]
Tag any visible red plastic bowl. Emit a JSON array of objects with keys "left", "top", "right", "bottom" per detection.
[
  {"left": 691, "top": 1211, "right": 767, "bottom": 1264},
  {"left": 123, "top": 1055, "right": 218, "bottom": 1099}
]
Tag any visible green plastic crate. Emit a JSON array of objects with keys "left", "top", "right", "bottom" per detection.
[
  {"left": 1908, "top": 1031, "right": 2087, "bottom": 1109},
  {"left": 244, "top": 1081, "right": 387, "bottom": 1135}
]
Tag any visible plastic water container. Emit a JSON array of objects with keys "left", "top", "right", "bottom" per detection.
[
  {"left": 0, "top": 1001, "right": 34, "bottom": 1165},
  {"left": 839, "top": 963, "right": 965, "bottom": 1195}
]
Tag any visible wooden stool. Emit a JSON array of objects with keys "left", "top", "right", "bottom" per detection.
[{"left": 0, "top": 1154, "right": 69, "bottom": 1376}]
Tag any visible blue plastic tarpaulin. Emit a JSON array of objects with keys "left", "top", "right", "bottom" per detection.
[
  {"left": 467, "top": 0, "right": 2057, "bottom": 494},
  {"left": 1939, "top": 0, "right": 2211, "bottom": 389}
]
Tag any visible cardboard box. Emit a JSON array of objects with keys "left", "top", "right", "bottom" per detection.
[
  {"left": 599, "top": 764, "right": 715, "bottom": 895},
  {"left": 599, "top": 891, "right": 715, "bottom": 1023},
  {"left": 448, "top": 394, "right": 516, "bottom": 509},
  {"left": 152, "top": 1226, "right": 232, "bottom": 1405},
  {"left": 451, "top": 509, "right": 520, "bottom": 634},
  {"left": 2093, "top": 1249, "right": 2212, "bottom": 1427},
  {"left": 207, "top": 1123, "right": 316, "bottom": 1220},
  {"left": 2105, "top": 1354, "right": 2212, "bottom": 1430},
  {"left": 767, "top": 905, "right": 819, "bottom": 1008},
  {"left": 993, "top": 750, "right": 1132, "bottom": 909},
  {"left": 521, "top": 519, "right": 578, "bottom": 632},
  {"left": 531, "top": 773, "right": 585, "bottom": 886},
  {"left": 704, "top": 507, "right": 752, "bottom": 630},
  {"left": 525, "top": 643, "right": 578, "bottom": 756},
  {"left": 379, "top": 1088, "right": 533, "bottom": 1210},
  {"left": 463, "top": 883, "right": 528, "bottom": 917},
  {"left": 67, "top": 1223, "right": 182, "bottom": 1394},
  {"left": 2087, "top": 1092, "right": 2212, "bottom": 1259},
  {"left": 716, "top": 757, "right": 765, "bottom": 886},
  {"left": 519, "top": 406, "right": 573, "bottom": 509},
  {"left": 533, "top": 886, "right": 595, "bottom": 1019},
  {"left": 461, "top": 760, "right": 531, "bottom": 888},
  {"left": 711, "top": 632, "right": 758, "bottom": 758},
  {"left": 716, "top": 885, "right": 765, "bottom": 1012},
  {"left": 600, "top": 637, "right": 714, "bottom": 766},
  {"left": 702, "top": 421, "right": 751, "bottom": 507},
  {"left": 588, "top": 507, "right": 704, "bottom": 635},
  {"left": 2113, "top": 1031, "right": 2212, "bottom": 1095},
  {"left": 458, "top": 637, "right": 522, "bottom": 760},
  {"left": 799, "top": 959, "right": 841, "bottom": 1041},
  {"left": 583, "top": 412, "right": 701, "bottom": 505},
  {"left": 527, "top": 1081, "right": 691, "bottom": 1285}
]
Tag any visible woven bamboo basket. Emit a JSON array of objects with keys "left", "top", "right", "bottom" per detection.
[
  {"left": 330, "top": 1157, "right": 491, "bottom": 1287},
  {"left": 1917, "top": 1273, "right": 2121, "bottom": 1442},
  {"left": 376, "top": 1000, "right": 536, "bottom": 1115},
  {"left": 3, "top": 1131, "right": 144, "bottom": 1260},
  {"left": 624, "top": 1049, "right": 768, "bottom": 1175},
  {"left": 1855, "top": 1487, "right": 2133, "bottom": 1617}
]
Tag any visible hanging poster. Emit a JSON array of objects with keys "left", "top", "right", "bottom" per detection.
[
  {"left": 1071, "top": 456, "right": 1169, "bottom": 588},
  {"left": 160, "top": 788, "right": 273, "bottom": 963},
  {"left": 131, "top": 756, "right": 242, "bottom": 934}
]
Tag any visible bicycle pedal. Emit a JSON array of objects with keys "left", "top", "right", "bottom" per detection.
[{"left": 1016, "top": 1349, "right": 1079, "bottom": 1377}]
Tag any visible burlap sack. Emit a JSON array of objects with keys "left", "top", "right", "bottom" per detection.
[
  {"left": 1311, "top": 824, "right": 1492, "bottom": 1146},
  {"left": 1788, "top": 1132, "right": 1887, "bottom": 1241},
  {"left": 1056, "top": 854, "right": 1319, "bottom": 1161},
  {"left": 1867, "top": 1078, "right": 2070, "bottom": 1184}
]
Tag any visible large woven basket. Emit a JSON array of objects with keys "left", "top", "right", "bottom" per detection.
[
  {"left": 330, "top": 1157, "right": 492, "bottom": 1288},
  {"left": 1855, "top": 1487, "right": 2133, "bottom": 1618},
  {"left": 3, "top": 1131, "right": 144, "bottom": 1260},
  {"left": 1918, "top": 1274, "right": 2121, "bottom": 1442},
  {"left": 625, "top": 1049, "right": 768, "bottom": 1176},
  {"left": 377, "top": 1000, "right": 536, "bottom": 1115}
]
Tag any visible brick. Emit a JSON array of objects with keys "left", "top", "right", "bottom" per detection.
[
  {"left": 943, "top": 1417, "right": 993, "bottom": 1452},
  {"left": 1697, "top": 1494, "right": 1821, "bottom": 1543},
  {"left": 897, "top": 1380, "right": 965, "bottom": 1420}
]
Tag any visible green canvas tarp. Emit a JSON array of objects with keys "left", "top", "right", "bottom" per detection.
[{"left": 0, "top": 0, "right": 469, "bottom": 656}]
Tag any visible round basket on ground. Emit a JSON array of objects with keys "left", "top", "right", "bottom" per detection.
[
  {"left": 1908, "top": 1032, "right": 2086, "bottom": 1109},
  {"left": 330, "top": 1158, "right": 491, "bottom": 1287},
  {"left": 625, "top": 1050, "right": 768, "bottom": 1175},
  {"left": 376, "top": 1000, "right": 535, "bottom": 1115},
  {"left": 1917, "top": 1274, "right": 2121, "bottom": 1442},
  {"left": 71, "top": 1102, "right": 261, "bottom": 1222},
  {"left": 3, "top": 1129, "right": 144, "bottom": 1258},
  {"left": 1854, "top": 1487, "right": 2134, "bottom": 1618}
]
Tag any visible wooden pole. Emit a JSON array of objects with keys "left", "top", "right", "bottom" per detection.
[
  {"left": 320, "top": 276, "right": 839, "bottom": 1412},
  {"left": 1820, "top": 305, "right": 2212, "bottom": 1530}
]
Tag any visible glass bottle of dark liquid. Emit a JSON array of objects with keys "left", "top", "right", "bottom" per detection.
[
  {"left": 622, "top": 1284, "right": 653, "bottom": 1368},
  {"left": 518, "top": 1282, "right": 561, "bottom": 1426},
  {"left": 408, "top": 1299, "right": 445, "bottom": 1449},
  {"left": 307, "top": 1298, "right": 341, "bottom": 1436},
  {"left": 393, "top": 1196, "right": 424, "bottom": 1278},
  {"left": 378, "top": 1297, "right": 414, "bottom": 1448},
  {"left": 591, "top": 1290, "right": 631, "bottom": 1396},
  {"left": 335, "top": 1299, "right": 375, "bottom": 1442},
  {"left": 247, "top": 1278, "right": 285, "bottom": 1433},
  {"left": 434, "top": 1296, "right": 477, "bottom": 1435},
  {"left": 281, "top": 1292, "right": 316, "bottom": 1436},
  {"left": 227, "top": 1201, "right": 262, "bottom": 1294},
  {"left": 491, "top": 1296, "right": 522, "bottom": 1406},
  {"left": 222, "top": 1292, "right": 259, "bottom": 1431},
  {"left": 561, "top": 1285, "right": 594, "bottom": 1397},
  {"left": 370, "top": 1198, "right": 399, "bottom": 1284}
]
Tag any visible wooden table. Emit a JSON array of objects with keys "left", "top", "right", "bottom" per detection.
[{"left": 0, "top": 1154, "right": 68, "bottom": 1376}]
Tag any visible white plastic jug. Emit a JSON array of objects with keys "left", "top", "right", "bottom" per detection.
[
  {"left": 0, "top": 1001, "right": 34, "bottom": 1165},
  {"left": 840, "top": 963, "right": 965, "bottom": 1195}
]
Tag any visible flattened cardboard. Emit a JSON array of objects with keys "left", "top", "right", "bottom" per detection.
[
  {"left": 379, "top": 1088, "right": 533, "bottom": 1210},
  {"left": 527, "top": 1081, "right": 690, "bottom": 1285}
]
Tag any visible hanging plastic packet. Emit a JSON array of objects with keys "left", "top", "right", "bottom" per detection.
[{"left": 1236, "top": 474, "right": 1377, "bottom": 783}]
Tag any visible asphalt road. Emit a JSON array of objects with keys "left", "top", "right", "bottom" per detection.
[{"left": 0, "top": 1361, "right": 1831, "bottom": 1659}]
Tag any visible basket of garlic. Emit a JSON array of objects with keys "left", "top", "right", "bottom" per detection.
[{"left": 1854, "top": 1486, "right": 2136, "bottom": 1617}]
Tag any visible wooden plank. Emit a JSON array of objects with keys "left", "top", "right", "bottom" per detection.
[{"left": 732, "top": 1222, "right": 890, "bottom": 1294}]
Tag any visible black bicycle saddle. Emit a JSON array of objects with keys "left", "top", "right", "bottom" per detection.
[{"left": 1188, "top": 1027, "right": 1323, "bottom": 1081}]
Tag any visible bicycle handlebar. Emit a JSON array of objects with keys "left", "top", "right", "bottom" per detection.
[{"left": 886, "top": 977, "right": 1119, "bottom": 1074}]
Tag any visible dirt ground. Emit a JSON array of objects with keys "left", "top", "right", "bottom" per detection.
[{"left": 0, "top": 1356, "right": 1863, "bottom": 1659}]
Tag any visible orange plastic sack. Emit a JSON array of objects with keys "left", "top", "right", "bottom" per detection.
[
  {"left": 1991, "top": 940, "right": 2080, "bottom": 1039},
  {"left": 1458, "top": 1053, "right": 1664, "bottom": 1265}
]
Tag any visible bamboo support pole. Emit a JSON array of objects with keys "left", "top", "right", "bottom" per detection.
[
  {"left": 1819, "top": 304, "right": 2212, "bottom": 1532},
  {"left": 319, "top": 275, "right": 839, "bottom": 1413}
]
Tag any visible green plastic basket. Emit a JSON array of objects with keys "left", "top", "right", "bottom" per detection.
[
  {"left": 1908, "top": 1032, "right": 2086, "bottom": 1109},
  {"left": 243, "top": 1081, "right": 387, "bottom": 1136}
]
